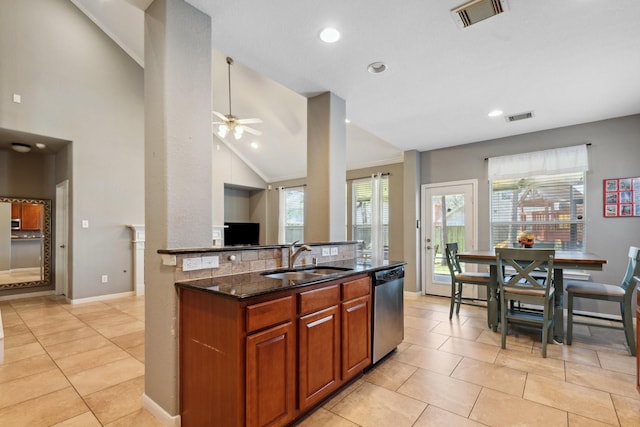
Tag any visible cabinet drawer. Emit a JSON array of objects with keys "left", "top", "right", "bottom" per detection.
[
  {"left": 246, "top": 296, "right": 294, "bottom": 333},
  {"left": 342, "top": 277, "right": 371, "bottom": 300},
  {"left": 299, "top": 285, "right": 340, "bottom": 315}
]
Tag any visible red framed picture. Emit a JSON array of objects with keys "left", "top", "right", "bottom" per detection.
[{"left": 603, "top": 177, "right": 640, "bottom": 217}]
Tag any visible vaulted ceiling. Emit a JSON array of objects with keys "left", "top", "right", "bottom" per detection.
[{"left": 44, "top": 1, "right": 640, "bottom": 181}]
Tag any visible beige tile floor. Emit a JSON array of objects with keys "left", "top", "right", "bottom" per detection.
[{"left": 0, "top": 293, "right": 638, "bottom": 426}]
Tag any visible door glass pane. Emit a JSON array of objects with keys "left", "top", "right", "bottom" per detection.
[{"left": 431, "top": 193, "right": 466, "bottom": 281}]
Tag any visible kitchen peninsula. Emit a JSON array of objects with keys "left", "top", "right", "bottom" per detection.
[{"left": 161, "top": 242, "right": 404, "bottom": 427}]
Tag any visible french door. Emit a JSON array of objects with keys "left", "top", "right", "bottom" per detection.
[{"left": 421, "top": 180, "right": 477, "bottom": 296}]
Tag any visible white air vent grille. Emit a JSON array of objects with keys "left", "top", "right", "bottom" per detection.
[
  {"left": 506, "top": 111, "right": 534, "bottom": 122},
  {"left": 452, "top": 0, "right": 507, "bottom": 28}
]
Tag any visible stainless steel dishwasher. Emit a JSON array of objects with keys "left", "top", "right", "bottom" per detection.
[{"left": 371, "top": 265, "right": 405, "bottom": 364}]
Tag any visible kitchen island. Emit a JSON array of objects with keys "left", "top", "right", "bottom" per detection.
[{"left": 173, "top": 249, "right": 404, "bottom": 427}]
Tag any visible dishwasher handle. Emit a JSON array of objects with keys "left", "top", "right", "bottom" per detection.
[{"left": 374, "top": 266, "right": 405, "bottom": 284}]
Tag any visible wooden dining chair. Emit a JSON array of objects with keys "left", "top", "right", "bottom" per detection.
[
  {"left": 565, "top": 246, "right": 640, "bottom": 356},
  {"left": 496, "top": 248, "right": 555, "bottom": 357},
  {"left": 445, "top": 243, "right": 491, "bottom": 322}
]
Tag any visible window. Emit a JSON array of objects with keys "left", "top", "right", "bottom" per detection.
[
  {"left": 352, "top": 175, "right": 389, "bottom": 259},
  {"left": 490, "top": 172, "right": 586, "bottom": 250},
  {"left": 279, "top": 186, "right": 305, "bottom": 243},
  {"left": 488, "top": 145, "right": 589, "bottom": 251}
]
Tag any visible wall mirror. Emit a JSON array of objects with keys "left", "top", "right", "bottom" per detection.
[{"left": 0, "top": 197, "right": 51, "bottom": 290}]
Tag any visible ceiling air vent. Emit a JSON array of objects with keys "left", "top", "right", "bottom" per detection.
[
  {"left": 505, "top": 111, "right": 534, "bottom": 122},
  {"left": 452, "top": 0, "right": 507, "bottom": 28}
]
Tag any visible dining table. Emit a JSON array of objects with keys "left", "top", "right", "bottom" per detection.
[{"left": 457, "top": 249, "right": 607, "bottom": 343}]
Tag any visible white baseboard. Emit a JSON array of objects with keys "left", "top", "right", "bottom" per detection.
[
  {"left": 136, "top": 283, "right": 145, "bottom": 296},
  {"left": 68, "top": 291, "right": 136, "bottom": 305},
  {"left": 141, "top": 393, "right": 181, "bottom": 427}
]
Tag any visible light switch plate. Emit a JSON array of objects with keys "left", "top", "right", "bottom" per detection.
[
  {"left": 330, "top": 247, "right": 338, "bottom": 256},
  {"left": 322, "top": 248, "right": 330, "bottom": 257},
  {"left": 183, "top": 257, "right": 202, "bottom": 271}
]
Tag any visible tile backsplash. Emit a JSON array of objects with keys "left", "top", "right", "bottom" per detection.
[{"left": 174, "top": 243, "right": 357, "bottom": 281}]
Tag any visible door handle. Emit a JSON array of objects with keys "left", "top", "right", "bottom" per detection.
[{"left": 59, "top": 244, "right": 66, "bottom": 248}]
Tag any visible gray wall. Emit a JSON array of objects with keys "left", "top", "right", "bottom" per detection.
[
  {"left": 421, "top": 114, "right": 640, "bottom": 312},
  {"left": 0, "top": 0, "right": 144, "bottom": 299}
]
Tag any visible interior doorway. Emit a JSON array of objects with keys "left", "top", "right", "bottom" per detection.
[
  {"left": 421, "top": 180, "right": 478, "bottom": 296},
  {"left": 55, "top": 180, "right": 69, "bottom": 296}
]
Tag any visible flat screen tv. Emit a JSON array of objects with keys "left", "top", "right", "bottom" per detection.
[{"left": 224, "top": 222, "right": 260, "bottom": 246}]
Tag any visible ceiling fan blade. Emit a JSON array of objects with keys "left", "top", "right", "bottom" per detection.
[
  {"left": 242, "top": 125, "right": 262, "bottom": 136},
  {"left": 212, "top": 121, "right": 227, "bottom": 125},
  {"left": 236, "top": 117, "right": 263, "bottom": 125},
  {"left": 212, "top": 110, "right": 228, "bottom": 121}
]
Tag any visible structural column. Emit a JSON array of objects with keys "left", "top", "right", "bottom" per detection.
[
  {"left": 144, "top": 0, "right": 212, "bottom": 422},
  {"left": 305, "top": 92, "right": 347, "bottom": 242}
]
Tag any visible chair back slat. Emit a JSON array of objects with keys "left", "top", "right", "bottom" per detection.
[
  {"left": 496, "top": 248, "right": 555, "bottom": 294},
  {"left": 445, "top": 242, "right": 462, "bottom": 275}
]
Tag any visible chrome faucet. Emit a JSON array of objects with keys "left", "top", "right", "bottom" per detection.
[{"left": 288, "top": 240, "right": 312, "bottom": 269}]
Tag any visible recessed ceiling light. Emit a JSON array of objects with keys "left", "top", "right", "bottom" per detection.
[
  {"left": 319, "top": 27, "right": 340, "bottom": 43},
  {"left": 488, "top": 109, "right": 503, "bottom": 117},
  {"left": 36, "top": 143, "right": 47, "bottom": 149},
  {"left": 345, "top": 118, "right": 351, "bottom": 124},
  {"left": 11, "top": 142, "right": 31, "bottom": 153},
  {"left": 367, "top": 62, "right": 387, "bottom": 74},
  {"left": 250, "top": 142, "right": 259, "bottom": 150}
]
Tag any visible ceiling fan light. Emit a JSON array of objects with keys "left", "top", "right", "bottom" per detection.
[
  {"left": 218, "top": 124, "right": 229, "bottom": 138},
  {"left": 233, "top": 126, "right": 244, "bottom": 140}
]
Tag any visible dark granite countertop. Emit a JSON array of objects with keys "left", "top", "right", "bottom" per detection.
[{"left": 175, "top": 259, "right": 406, "bottom": 300}]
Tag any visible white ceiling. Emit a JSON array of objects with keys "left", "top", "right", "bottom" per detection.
[{"left": 65, "top": 0, "right": 640, "bottom": 182}]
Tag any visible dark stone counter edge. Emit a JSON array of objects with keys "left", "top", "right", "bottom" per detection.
[
  {"left": 175, "top": 259, "right": 407, "bottom": 300},
  {"left": 159, "top": 241, "right": 359, "bottom": 255}
]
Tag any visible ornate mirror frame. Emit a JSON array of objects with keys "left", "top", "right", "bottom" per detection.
[{"left": 0, "top": 197, "right": 51, "bottom": 290}]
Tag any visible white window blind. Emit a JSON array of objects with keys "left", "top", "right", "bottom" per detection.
[
  {"left": 352, "top": 175, "right": 389, "bottom": 259},
  {"left": 278, "top": 186, "right": 304, "bottom": 244},
  {"left": 489, "top": 146, "right": 588, "bottom": 251},
  {"left": 488, "top": 144, "right": 589, "bottom": 180}
]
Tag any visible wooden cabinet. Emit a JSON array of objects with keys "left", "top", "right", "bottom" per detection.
[
  {"left": 341, "top": 277, "right": 372, "bottom": 380},
  {"left": 298, "top": 285, "right": 340, "bottom": 410},
  {"left": 246, "top": 322, "right": 296, "bottom": 427},
  {"left": 10, "top": 203, "right": 42, "bottom": 230},
  {"left": 179, "top": 273, "right": 372, "bottom": 427},
  {"left": 11, "top": 203, "right": 21, "bottom": 219},
  {"left": 21, "top": 203, "right": 42, "bottom": 230},
  {"left": 246, "top": 296, "right": 296, "bottom": 427}
]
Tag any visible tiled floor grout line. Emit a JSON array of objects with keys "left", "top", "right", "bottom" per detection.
[{"left": 6, "top": 298, "right": 146, "bottom": 426}]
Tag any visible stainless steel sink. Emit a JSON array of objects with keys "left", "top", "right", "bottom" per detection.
[
  {"left": 262, "top": 271, "right": 322, "bottom": 280},
  {"left": 261, "top": 266, "right": 352, "bottom": 280},
  {"left": 304, "top": 267, "right": 351, "bottom": 275}
]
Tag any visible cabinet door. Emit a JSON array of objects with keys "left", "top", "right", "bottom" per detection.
[
  {"left": 298, "top": 305, "right": 340, "bottom": 410},
  {"left": 341, "top": 294, "right": 371, "bottom": 380},
  {"left": 246, "top": 322, "right": 296, "bottom": 427},
  {"left": 11, "top": 203, "right": 21, "bottom": 219},
  {"left": 21, "top": 203, "right": 42, "bottom": 230}
]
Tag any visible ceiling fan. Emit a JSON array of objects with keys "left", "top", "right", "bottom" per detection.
[{"left": 212, "top": 56, "right": 263, "bottom": 140}]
